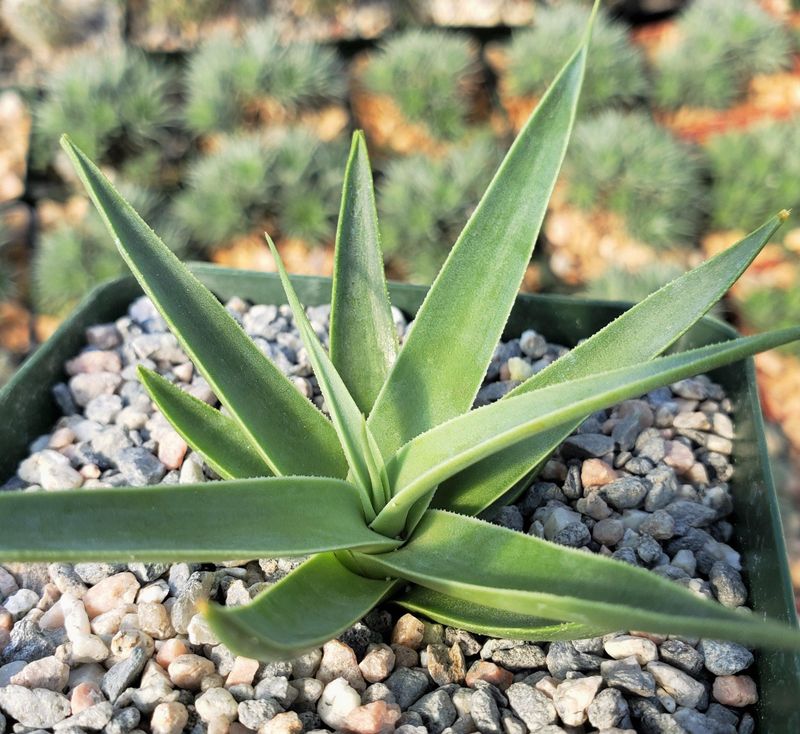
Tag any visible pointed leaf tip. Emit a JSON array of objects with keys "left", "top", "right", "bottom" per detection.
[{"left": 780, "top": 209, "right": 791, "bottom": 222}]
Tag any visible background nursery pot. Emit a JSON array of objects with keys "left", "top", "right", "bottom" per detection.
[{"left": 1, "top": 263, "right": 799, "bottom": 731}]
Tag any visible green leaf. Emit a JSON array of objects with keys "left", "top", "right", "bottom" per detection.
[
  {"left": 366, "top": 21, "right": 593, "bottom": 461},
  {"left": 434, "top": 214, "right": 788, "bottom": 516},
  {"left": 360, "top": 511, "right": 800, "bottom": 649},
  {"left": 138, "top": 366, "right": 272, "bottom": 480},
  {"left": 268, "top": 236, "right": 379, "bottom": 518},
  {"left": 397, "top": 586, "right": 611, "bottom": 641},
  {"left": 371, "top": 328, "right": 800, "bottom": 537},
  {"left": 329, "top": 131, "right": 397, "bottom": 414},
  {"left": 60, "top": 135, "right": 346, "bottom": 480},
  {"left": 0, "top": 478, "right": 400, "bottom": 562},
  {"left": 204, "top": 553, "right": 399, "bottom": 660}
]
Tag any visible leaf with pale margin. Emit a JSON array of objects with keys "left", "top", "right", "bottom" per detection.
[
  {"left": 371, "top": 327, "right": 800, "bottom": 537},
  {"left": 205, "top": 553, "right": 399, "bottom": 660},
  {"left": 329, "top": 131, "right": 397, "bottom": 414},
  {"left": 268, "top": 236, "right": 379, "bottom": 519},
  {"left": 359, "top": 511, "right": 800, "bottom": 649},
  {"left": 0, "top": 479, "right": 400, "bottom": 562},
  {"left": 366, "top": 16, "right": 593, "bottom": 461},
  {"left": 60, "top": 136, "right": 346, "bottom": 480},
  {"left": 138, "top": 367, "right": 271, "bottom": 480},
  {"left": 434, "top": 214, "right": 788, "bottom": 515},
  {"left": 397, "top": 586, "right": 611, "bottom": 641}
]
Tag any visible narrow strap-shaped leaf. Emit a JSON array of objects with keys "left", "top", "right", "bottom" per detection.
[
  {"left": 360, "top": 511, "right": 800, "bottom": 650},
  {"left": 61, "top": 136, "right": 347, "bottom": 480},
  {"left": 329, "top": 131, "right": 397, "bottom": 414},
  {"left": 204, "top": 553, "right": 399, "bottom": 660},
  {"left": 0, "top": 478, "right": 400, "bottom": 562},
  {"left": 371, "top": 327, "right": 800, "bottom": 537},
  {"left": 434, "top": 214, "right": 788, "bottom": 515},
  {"left": 397, "top": 586, "right": 611, "bottom": 641},
  {"left": 366, "top": 16, "right": 594, "bottom": 460},
  {"left": 138, "top": 367, "right": 272, "bottom": 480},
  {"left": 268, "top": 237, "right": 378, "bottom": 519}
]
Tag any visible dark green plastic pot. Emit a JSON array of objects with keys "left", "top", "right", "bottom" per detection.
[{"left": 1, "top": 264, "right": 798, "bottom": 730}]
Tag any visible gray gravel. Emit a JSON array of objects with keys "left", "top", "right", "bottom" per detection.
[{"left": 0, "top": 295, "right": 762, "bottom": 733}]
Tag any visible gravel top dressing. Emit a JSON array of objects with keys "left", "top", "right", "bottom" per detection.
[{"left": 0, "top": 295, "right": 760, "bottom": 734}]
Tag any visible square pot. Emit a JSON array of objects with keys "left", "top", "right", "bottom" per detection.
[{"left": 1, "top": 263, "right": 798, "bottom": 730}]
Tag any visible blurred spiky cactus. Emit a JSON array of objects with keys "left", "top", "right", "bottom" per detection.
[
  {"left": 653, "top": 0, "right": 792, "bottom": 110},
  {"left": 505, "top": 1, "right": 647, "bottom": 114},
  {"left": 33, "top": 186, "right": 176, "bottom": 316},
  {"left": 740, "top": 286, "right": 800, "bottom": 356},
  {"left": 360, "top": 29, "right": 478, "bottom": 141},
  {"left": 172, "top": 129, "right": 347, "bottom": 251},
  {"left": 706, "top": 119, "right": 800, "bottom": 233},
  {"left": 582, "top": 264, "right": 687, "bottom": 303},
  {"left": 378, "top": 134, "right": 501, "bottom": 282},
  {"left": 184, "top": 22, "right": 345, "bottom": 136},
  {"left": 0, "top": 0, "right": 119, "bottom": 54},
  {"left": 33, "top": 48, "right": 174, "bottom": 178},
  {"left": 562, "top": 110, "right": 705, "bottom": 249}
]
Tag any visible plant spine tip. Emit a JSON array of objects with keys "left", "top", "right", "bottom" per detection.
[{"left": 779, "top": 209, "right": 791, "bottom": 222}]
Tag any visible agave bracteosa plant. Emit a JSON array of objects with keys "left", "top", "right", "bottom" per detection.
[{"left": 2, "top": 5, "right": 800, "bottom": 660}]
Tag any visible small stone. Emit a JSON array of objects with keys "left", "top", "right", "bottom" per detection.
[
  {"left": 238, "top": 698, "right": 283, "bottom": 729},
  {"left": 360, "top": 644, "right": 396, "bottom": 683},
  {"left": 70, "top": 681, "right": 105, "bottom": 714},
  {"left": 492, "top": 644, "right": 546, "bottom": 671},
  {"left": 102, "top": 646, "right": 147, "bottom": 702},
  {"left": 170, "top": 571, "right": 215, "bottom": 634},
  {"left": 255, "top": 676, "right": 298, "bottom": 708},
  {"left": 587, "top": 687, "right": 628, "bottom": 729},
  {"left": 3, "top": 588, "right": 39, "bottom": 618},
  {"left": 82, "top": 573, "right": 139, "bottom": 618},
  {"left": 262, "top": 711, "right": 304, "bottom": 734},
  {"left": 150, "top": 701, "right": 189, "bottom": 734},
  {"left": 426, "top": 643, "right": 465, "bottom": 685},
  {"left": 391, "top": 644, "right": 419, "bottom": 668},
  {"left": 10, "top": 655, "right": 69, "bottom": 691},
  {"left": 225, "top": 656, "right": 259, "bottom": 687},
  {"left": 168, "top": 654, "right": 215, "bottom": 689},
  {"left": 409, "top": 689, "right": 457, "bottom": 734},
  {"left": 468, "top": 688, "right": 502, "bottom": 734},
  {"left": 600, "top": 657, "right": 655, "bottom": 697},
  {"left": 318, "top": 639, "right": 365, "bottom": 691},
  {"left": 581, "top": 459, "right": 617, "bottom": 487},
  {"left": 602, "top": 477, "right": 649, "bottom": 510},
  {"left": 712, "top": 675, "right": 758, "bottom": 707},
  {"left": 155, "top": 638, "right": 188, "bottom": 669},
  {"left": 318, "top": 677, "right": 362, "bottom": 729},
  {"left": 698, "top": 640, "right": 754, "bottom": 676},
  {"left": 391, "top": 614, "right": 425, "bottom": 650},
  {"left": 506, "top": 683, "right": 557, "bottom": 730},
  {"left": 0, "top": 685, "right": 71, "bottom": 727},
  {"left": 115, "top": 447, "right": 166, "bottom": 486},
  {"left": 53, "top": 700, "right": 113, "bottom": 730},
  {"left": 640, "top": 510, "right": 676, "bottom": 540},
  {"left": 69, "top": 372, "right": 122, "bottom": 407},
  {"left": 562, "top": 434, "right": 615, "bottom": 459},
  {"left": 342, "top": 700, "right": 401, "bottom": 734},
  {"left": 647, "top": 661, "right": 706, "bottom": 708},
  {"left": 593, "top": 518, "right": 625, "bottom": 546},
  {"left": 384, "top": 668, "right": 429, "bottom": 709},
  {"left": 136, "top": 603, "right": 173, "bottom": 640},
  {"left": 603, "top": 635, "right": 658, "bottom": 665},
  {"left": 664, "top": 441, "right": 695, "bottom": 474},
  {"left": 195, "top": 687, "right": 238, "bottom": 722},
  {"left": 187, "top": 613, "right": 218, "bottom": 645},
  {"left": 553, "top": 675, "right": 603, "bottom": 726},
  {"left": 546, "top": 641, "right": 603, "bottom": 678},
  {"left": 157, "top": 431, "right": 188, "bottom": 471},
  {"left": 659, "top": 639, "right": 704, "bottom": 676},
  {"left": 465, "top": 661, "right": 513, "bottom": 690},
  {"left": 709, "top": 562, "right": 747, "bottom": 607}
]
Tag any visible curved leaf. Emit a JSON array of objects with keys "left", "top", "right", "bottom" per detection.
[
  {"left": 397, "top": 586, "right": 610, "bottom": 641},
  {"left": 205, "top": 553, "right": 399, "bottom": 660},
  {"left": 268, "top": 237, "right": 379, "bottom": 518},
  {"left": 361, "top": 511, "right": 800, "bottom": 649},
  {"left": 61, "top": 136, "right": 347, "bottom": 480},
  {"left": 329, "top": 131, "right": 397, "bottom": 414},
  {"left": 367, "top": 18, "right": 594, "bottom": 460},
  {"left": 434, "top": 214, "right": 788, "bottom": 515},
  {"left": 138, "top": 366, "right": 272, "bottom": 480},
  {"left": 0, "top": 478, "right": 400, "bottom": 562},
  {"left": 371, "top": 328, "right": 800, "bottom": 537}
]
